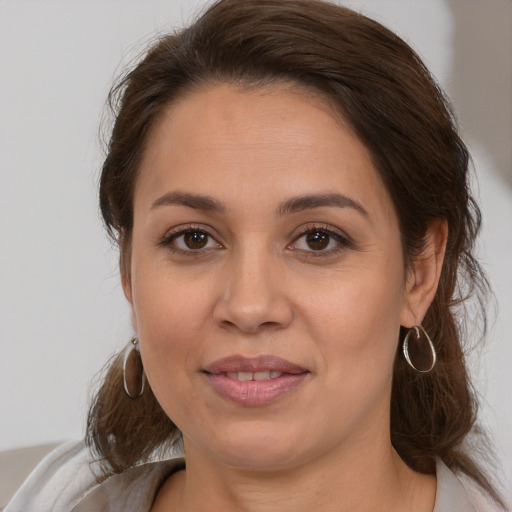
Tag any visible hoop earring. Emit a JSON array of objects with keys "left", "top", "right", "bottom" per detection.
[
  {"left": 122, "top": 337, "right": 145, "bottom": 398},
  {"left": 402, "top": 325, "right": 436, "bottom": 373}
]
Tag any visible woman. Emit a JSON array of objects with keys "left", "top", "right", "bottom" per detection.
[{"left": 6, "top": 0, "right": 507, "bottom": 510}]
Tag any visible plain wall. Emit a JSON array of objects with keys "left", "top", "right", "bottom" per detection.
[{"left": 1, "top": 0, "right": 510, "bottom": 502}]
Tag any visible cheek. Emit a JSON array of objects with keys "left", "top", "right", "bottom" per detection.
[
  {"left": 304, "top": 266, "right": 404, "bottom": 375},
  {"left": 300, "top": 277, "right": 403, "bottom": 435},
  {"left": 129, "top": 261, "right": 214, "bottom": 394},
  {"left": 131, "top": 249, "right": 213, "bottom": 335},
  {"left": 133, "top": 280, "right": 209, "bottom": 428}
]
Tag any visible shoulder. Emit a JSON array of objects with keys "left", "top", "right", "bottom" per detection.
[
  {"left": 434, "top": 459, "right": 506, "bottom": 512},
  {"left": 4, "top": 440, "right": 100, "bottom": 512},
  {"left": 4, "top": 440, "right": 185, "bottom": 512}
]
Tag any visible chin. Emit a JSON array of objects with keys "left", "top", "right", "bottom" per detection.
[{"left": 205, "top": 423, "right": 307, "bottom": 471}]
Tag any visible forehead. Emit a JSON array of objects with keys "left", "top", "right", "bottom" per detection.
[{"left": 135, "top": 82, "right": 394, "bottom": 221}]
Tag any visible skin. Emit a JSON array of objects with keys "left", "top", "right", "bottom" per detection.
[{"left": 123, "top": 82, "right": 447, "bottom": 512}]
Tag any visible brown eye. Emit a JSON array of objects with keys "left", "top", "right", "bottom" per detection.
[
  {"left": 183, "top": 231, "right": 208, "bottom": 249},
  {"left": 306, "top": 231, "right": 330, "bottom": 250},
  {"left": 163, "top": 228, "right": 221, "bottom": 252},
  {"left": 289, "top": 226, "right": 351, "bottom": 255}
]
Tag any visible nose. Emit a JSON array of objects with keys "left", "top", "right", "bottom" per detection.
[{"left": 212, "top": 246, "right": 293, "bottom": 334}]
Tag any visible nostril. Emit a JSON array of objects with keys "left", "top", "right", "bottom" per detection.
[
  {"left": 218, "top": 318, "right": 281, "bottom": 334},
  {"left": 261, "top": 321, "right": 281, "bottom": 328}
]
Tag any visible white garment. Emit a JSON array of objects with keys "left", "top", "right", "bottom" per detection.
[{"left": 5, "top": 440, "right": 502, "bottom": 511}]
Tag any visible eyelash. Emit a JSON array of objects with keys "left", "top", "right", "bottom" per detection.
[
  {"left": 288, "top": 223, "right": 353, "bottom": 257},
  {"left": 158, "top": 223, "right": 352, "bottom": 257},
  {"left": 158, "top": 224, "right": 222, "bottom": 255}
]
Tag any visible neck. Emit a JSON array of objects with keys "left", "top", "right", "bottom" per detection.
[{"left": 152, "top": 434, "right": 436, "bottom": 512}]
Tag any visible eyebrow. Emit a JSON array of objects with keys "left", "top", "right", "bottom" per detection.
[
  {"left": 277, "top": 193, "right": 368, "bottom": 217},
  {"left": 150, "top": 191, "right": 367, "bottom": 217},
  {"left": 151, "top": 191, "right": 225, "bottom": 213}
]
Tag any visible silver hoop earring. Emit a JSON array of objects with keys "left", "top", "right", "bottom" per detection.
[
  {"left": 403, "top": 325, "right": 436, "bottom": 373},
  {"left": 122, "top": 337, "right": 145, "bottom": 398}
]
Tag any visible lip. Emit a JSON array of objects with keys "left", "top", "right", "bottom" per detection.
[
  {"left": 203, "top": 355, "right": 310, "bottom": 406},
  {"left": 204, "top": 355, "right": 308, "bottom": 375}
]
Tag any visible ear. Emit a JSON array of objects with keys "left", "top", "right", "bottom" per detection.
[
  {"left": 120, "top": 248, "right": 139, "bottom": 333},
  {"left": 400, "top": 219, "right": 448, "bottom": 328}
]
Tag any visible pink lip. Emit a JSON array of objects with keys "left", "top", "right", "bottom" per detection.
[
  {"left": 204, "top": 355, "right": 307, "bottom": 375},
  {"left": 203, "top": 355, "right": 309, "bottom": 406}
]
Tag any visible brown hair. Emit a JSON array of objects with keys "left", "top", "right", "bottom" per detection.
[{"left": 88, "top": 0, "right": 502, "bottom": 503}]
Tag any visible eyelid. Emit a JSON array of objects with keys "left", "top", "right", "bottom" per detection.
[
  {"left": 157, "top": 222, "right": 352, "bottom": 256},
  {"left": 289, "top": 222, "right": 351, "bottom": 241},
  {"left": 158, "top": 223, "right": 224, "bottom": 252},
  {"left": 287, "top": 223, "right": 353, "bottom": 253}
]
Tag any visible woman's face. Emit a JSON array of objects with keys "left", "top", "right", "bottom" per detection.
[{"left": 126, "top": 82, "right": 419, "bottom": 470}]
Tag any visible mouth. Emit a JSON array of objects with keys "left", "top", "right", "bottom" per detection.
[
  {"left": 203, "top": 355, "right": 310, "bottom": 406},
  {"left": 224, "top": 370, "right": 286, "bottom": 381}
]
